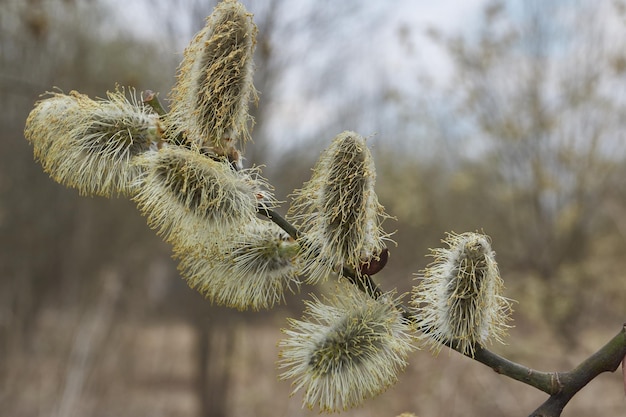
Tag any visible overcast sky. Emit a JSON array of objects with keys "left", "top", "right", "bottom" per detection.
[
  {"left": 100, "top": 1, "right": 483, "bottom": 152},
  {"left": 112, "top": 0, "right": 488, "bottom": 82}
]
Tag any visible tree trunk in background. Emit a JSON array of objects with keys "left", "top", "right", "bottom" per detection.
[{"left": 195, "top": 315, "right": 234, "bottom": 417}]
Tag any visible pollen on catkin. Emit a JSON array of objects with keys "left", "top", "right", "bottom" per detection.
[
  {"left": 175, "top": 218, "right": 301, "bottom": 310},
  {"left": 278, "top": 286, "right": 414, "bottom": 412},
  {"left": 288, "top": 131, "right": 390, "bottom": 284},
  {"left": 24, "top": 89, "right": 161, "bottom": 196},
  {"left": 166, "top": 0, "right": 257, "bottom": 159},
  {"left": 411, "top": 232, "right": 513, "bottom": 357},
  {"left": 132, "top": 145, "right": 266, "bottom": 247}
]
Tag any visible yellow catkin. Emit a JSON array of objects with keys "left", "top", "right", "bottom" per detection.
[
  {"left": 412, "top": 232, "right": 513, "bottom": 356},
  {"left": 24, "top": 90, "right": 160, "bottom": 196},
  {"left": 278, "top": 285, "right": 414, "bottom": 412},
  {"left": 132, "top": 145, "right": 263, "bottom": 248},
  {"left": 174, "top": 218, "right": 301, "bottom": 310},
  {"left": 288, "top": 131, "right": 391, "bottom": 284},
  {"left": 166, "top": 0, "right": 257, "bottom": 162}
]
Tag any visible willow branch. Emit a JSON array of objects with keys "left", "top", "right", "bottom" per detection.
[
  {"left": 259, "top": 207, "right": 626, "bottom": 416},
  {"left": 528, "top": 324, "right": 626, "bottom": 417},
  {"left": 450, "top": 324, "right": 626, "bottom": 417},
  {"left": 435, "top": 320, "right": 626, "bottom": 417},
  {"left": 257, "top": 206, "right": 300, "bottom": 241},
  {"left": 470, "top": 344, "right": 561, "bottom": 393}
]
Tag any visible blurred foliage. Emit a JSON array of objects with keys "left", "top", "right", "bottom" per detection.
[{"left": 387, "top": 0, "right": 626, "bottom": 343}]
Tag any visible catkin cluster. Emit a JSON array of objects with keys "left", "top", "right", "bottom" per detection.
[
  {"left": 22, "top": 0, "right": 298, "bottom": 311},
  {"left": 23, "top": 0, "right": 516, "bottom": 413}
]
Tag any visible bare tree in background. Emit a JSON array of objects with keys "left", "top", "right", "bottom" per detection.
[
  {"left": 0, "top": 1, "right": 185, "bottom": 416},
  {"left": 378, "top": 0, "right": 626, "bottom": 343}
]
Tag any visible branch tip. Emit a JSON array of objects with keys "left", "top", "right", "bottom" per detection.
[{"left": 142, "top": 90, "right": 166, "bottom": 116}]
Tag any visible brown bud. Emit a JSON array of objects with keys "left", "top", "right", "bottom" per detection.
[{"left": 359, "top": 248, "right": 389, "bottom": 276}]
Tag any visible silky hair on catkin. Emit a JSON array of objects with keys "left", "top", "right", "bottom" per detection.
[{"left": 412, "top": 232, "right": 513, "bottom": 356}]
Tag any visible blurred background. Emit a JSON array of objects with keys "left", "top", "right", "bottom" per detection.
[{"left": 2, "top": 0, "right": 626, "bottom": 416}]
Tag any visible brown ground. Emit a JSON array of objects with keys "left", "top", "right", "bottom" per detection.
[{"left": 2, "top": 305, "right": 624, "bottom": 417}]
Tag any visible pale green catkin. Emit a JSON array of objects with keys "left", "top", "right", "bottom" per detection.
[
  {"left": 166, "top": 0, "right": 257, "bottom": 162},
  {"left": 412, "top": 232, "right": 513, "bottom": 357},
  {"left": 175, "top": 218, "right": 302, "bottom": 310},
  {"left": 24, "top": 89, "right": 160, "bottom": 196},
  {"left": 132, "top": 145, "right": 264, "bottom": 248},
  {"left": 278, "top": 285, "right": 414, "bottom": 412},
  {"left": 288, "top": 131, "right": 390, "bottom": 284}
]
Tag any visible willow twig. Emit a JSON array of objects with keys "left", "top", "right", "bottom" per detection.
[
  {"left": 528, "top": 324, "right": 626, "bottom": 417},
  {"left": 258, "top": 206, "right": 384, "bottom": 299},
  {"left": 471, "top": 344, "right": 561, "bottom": 394},
  {"left": 257, "top": 206, "right": 300, "bottom": 241},
  {"left": 142, "top": 90, "right": 166, "bottom": 115}
]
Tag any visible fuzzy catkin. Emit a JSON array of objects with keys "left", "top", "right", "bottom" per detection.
[
  {"left": 288, "top": 131, "right": 390, "bottom": 284},
  {"left": 412, "top": 232, "right": 512, "bottom": 356},
  {"left": 132, "top": 145, "right": 265, "bottom": 248},
  {"left": 24, "top": 90, "right": 160, "bottom": 196},
  {"left": 278, "top": 286, "right": 414, "bottom": 412},
  {"left": 166, "top": 0, "right": 257, "bottom": 159},
  {"left": 175, "top": 218, "right": 301, "bottom": 310}
]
